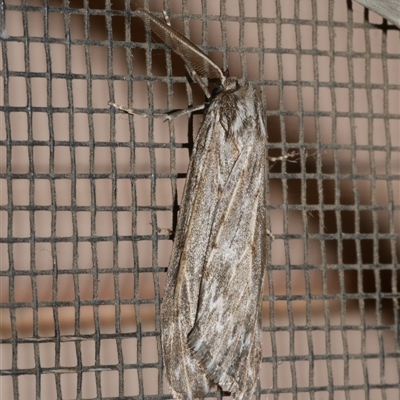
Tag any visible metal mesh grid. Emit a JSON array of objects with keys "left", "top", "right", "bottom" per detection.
[{"left": 0, "top": 0, "right": 399, "bottom": 399}]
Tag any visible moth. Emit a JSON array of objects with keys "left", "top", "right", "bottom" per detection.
[{"left": 112, "top": 9, "right": 274, "bottom": 400}]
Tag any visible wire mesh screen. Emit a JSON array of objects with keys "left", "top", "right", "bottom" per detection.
[{"left": 1, "top": 0, "right": 399, "bottom": 399}]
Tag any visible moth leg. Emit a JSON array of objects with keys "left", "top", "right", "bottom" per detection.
[
  {"left": 109, "top": 102, "right": 153, "bottom": 118},
  {"left": 162, "top": 11, "right": 171, "bottom": 26},
  {"left": 163, "top": 104, "right": 205, "bottom": 120},
  {"left": 157, "top": 227, "right": 173, "bottom": 235},
  {"left": 187, "top": 70, "right": 211, "bottom": 98},
  {"left": 110, "top": 101, "right": 205, "bottom": 121},
  {"left": 267, "top": 150, "right": 298, "bottom": 163},
  {"left": 266, "top": 228, "right": 275, "bottom": 240},
  {"left": 148, "top": 221, "right": 173, "bottom": 236}
]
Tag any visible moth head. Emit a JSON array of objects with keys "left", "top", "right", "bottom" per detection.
[{"left": 223, "top": 77, "right": 241, "bottom": 92}]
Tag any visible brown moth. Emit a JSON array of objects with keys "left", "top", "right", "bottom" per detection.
[{"left": 113, "top": 9, "right": 271, "bottom": 400}]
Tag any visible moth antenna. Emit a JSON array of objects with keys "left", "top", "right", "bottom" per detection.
[{"left": 136, "top": 9, "right": 225, "bottom": 83}]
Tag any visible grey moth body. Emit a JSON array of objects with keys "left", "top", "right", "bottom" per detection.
[
  {"left": 162, "top": 78, "right": 267, "bottom": 400},
  {"left": 136, "top": 9, "right": 268, "bottom": 400}
]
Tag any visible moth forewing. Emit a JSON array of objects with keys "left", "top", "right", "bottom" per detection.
[
  {"left": 161, "top": 85, "right": 267, "bottom": 400},
  {"left": 130, "top": 9, "right": 269, "bottom": 400}
]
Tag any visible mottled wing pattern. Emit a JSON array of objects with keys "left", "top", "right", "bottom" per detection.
[
  {"left": 136, "top": 9, "right": 224, "bottom": 81},
  {"left": 162, "top": 86, "right": 267, "bottom": 400},
  {"left": 161, "top": 107, "right": 228, "bottom": 398},
  {"left": 187, "top": 112, "right": 266, "bottom": 399}
]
